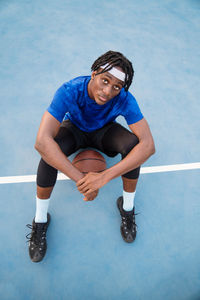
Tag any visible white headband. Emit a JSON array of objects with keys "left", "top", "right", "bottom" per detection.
[{"left": 100, "top": 64, "right": 125, "bottom": 82}]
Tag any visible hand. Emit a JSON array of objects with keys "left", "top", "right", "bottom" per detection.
[
  {"left": 83, "top": 189, "right": 99, "bottom": 201},
  {"left": 76, "top": 172, "right": 106, "bottom": 197}
]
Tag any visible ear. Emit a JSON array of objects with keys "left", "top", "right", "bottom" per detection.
[{"left": 91, "top": 71, "right": 97, "bottom": 80}]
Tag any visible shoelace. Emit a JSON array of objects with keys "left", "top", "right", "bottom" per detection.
[
  {"left": 122, "top": 211, "right": 138, "bottom": 230},
  {"left": 26, "top": 224, "right": 46, "bottom": 246}
]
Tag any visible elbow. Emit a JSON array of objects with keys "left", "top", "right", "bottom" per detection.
[
  {"left": 35, "top": 138, "right": 45, "bottom": 154},
  {"left": 34, "top": 141, "right": 41, "bottom": 153},
  {"left": 151, "top": 145, "right": 156, "bottom": 156},
  {"left": 149, "top": 140, "right": 156, "bottom": 156},
  {"left": 35, "top": 135, "right": 54, "bottom": 155},
  {"left": 143, "top": 138, "right": 155, "bottom": 157}
]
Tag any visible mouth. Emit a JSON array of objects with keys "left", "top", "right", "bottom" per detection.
[{"left": 98, "top": 95, "right": 108, "bottom": 102}]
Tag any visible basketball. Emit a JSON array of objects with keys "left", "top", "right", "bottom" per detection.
[{"left": 72, "top": 150, "right": 106, "bottom": 174}]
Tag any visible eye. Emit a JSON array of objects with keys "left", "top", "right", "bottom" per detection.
[
  {"left": 113, "top": 85, "right": 120, "bottom": 91},
  {"left": 102, "top": 78, "right": 108, "bottom": 84}
]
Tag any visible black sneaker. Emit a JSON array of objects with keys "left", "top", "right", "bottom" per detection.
[
  {"left": 117, "top": 196, "right": 137, "bottom": 243},
  {"left": 26, "top": 213, "right": 51, "bottom": 262}
]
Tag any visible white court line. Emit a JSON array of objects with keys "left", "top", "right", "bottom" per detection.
[{"left": 0, "top": 162, "right": 199, "bottom": 184}]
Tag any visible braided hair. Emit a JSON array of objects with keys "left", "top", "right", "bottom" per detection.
[{"left": 91, "top": 50, "right": 134, "bottom": 91}]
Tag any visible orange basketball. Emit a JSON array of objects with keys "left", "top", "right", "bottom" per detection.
[{"left": 72, "top": 150, "right": 106, "bottom": 174}]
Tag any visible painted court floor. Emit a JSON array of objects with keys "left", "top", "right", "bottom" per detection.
[{"left": 0, "top": 0, "right": 200, "bottom": 299}]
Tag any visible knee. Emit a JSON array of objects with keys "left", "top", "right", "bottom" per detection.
[
  {"left": 37, "top": 159, "right": 58, "bottom": 187},
  {"left": 54, "top": 129, "right": 76, "bottom": 156},
  {"left": 120, "top": 134, "right": 139, "bottom": 157}
]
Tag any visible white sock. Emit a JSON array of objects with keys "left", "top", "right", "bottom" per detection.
[
  {"left": 35, "top": 196, "right": 50, "bottom": 223},
  {"left": 123, "top": 190, "right": 136, "bottom": 211}
]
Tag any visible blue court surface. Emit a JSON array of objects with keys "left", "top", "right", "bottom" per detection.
[{"left": 0, "top": 0, "right": 200, "bottom": 299}]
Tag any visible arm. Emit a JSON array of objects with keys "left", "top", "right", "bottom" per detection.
[
  {"left": 76, "top": 118, "right": 155, "bottom": 194},
  {"left": 103, "top": 118, "right": 155, "bottom": 181},
  {"left": 35, "top": 111, "right": 84, "bottom": 182}
]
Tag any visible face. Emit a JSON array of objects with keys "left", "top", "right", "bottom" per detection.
[{"left": 88, "top": 68, "right": 124, "bottom": 105}]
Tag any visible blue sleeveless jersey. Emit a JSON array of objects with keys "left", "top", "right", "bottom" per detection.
[{"left": 47, "top": 76, "right": 143, "bottom": 132}]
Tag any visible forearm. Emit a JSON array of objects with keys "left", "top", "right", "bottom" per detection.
[
  {"left": 35, "top": 137, "right": 84, "bottom": 182},
  {"left": 103, "top": 141, "right": 155, "bottom": 183}
]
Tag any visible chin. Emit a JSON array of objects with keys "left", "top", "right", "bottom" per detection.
[{"left": 94, "top": 98, "right": 106, "bottom": 105}]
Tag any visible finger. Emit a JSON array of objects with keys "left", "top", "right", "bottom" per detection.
[
  {"left": 77, "top": 181, "right": 89, "bottom": 191},
  {"left": 83, "top": 189, "right": 94, "bottom": 196},
  {"left": 76, "top": 174, "right": 89, "bottom": 187},
  {"left": 79, "top": 183, "right": 90, "bottom": 191},
  {"left": 84, "top": 192, "right": 95, "bottom": 201},
  {"left": 76, "top": 178, "right": 86, "bottom": 187},
  {"left": 77, "top": 186, "right": 90, "bottom": 194},
  {"left": 77, "top": 181, "right": 88, "bottom": 190},
  {"left": 78, "top": 182, "right": 93, "bottom": 193},
  {"left": 84, "top": 197, "right": 93, "bottom": 201}
]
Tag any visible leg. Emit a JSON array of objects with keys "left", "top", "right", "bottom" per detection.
[
  {"left": 122, "top": 177, "right": 138, "bottom": 193},
  {"left": 120, "top": 164, "right": 140, "bottom": 210},
  {"left": 37, "top": 186, "right": 54, "bottom": 199},
  {"left": 27, "top": 123, "right": 78, "bottom": 263},
  {"left": 101, "top": 122, "right": 140, "bottom": 194},
  {"left": 36, "top": 125, "right": 78, "bottom": 200},
  {"left": 100, "top": 122, "right": 140, "bottom": 243},
  {"left": 36, "top": 159, "right": 58, "bottom": 200}
]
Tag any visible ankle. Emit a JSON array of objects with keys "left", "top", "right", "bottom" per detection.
[
  {"left": 123, "top": 190, "right": 135, "bottom": 211},
  {"left": 35, "top": 196, "right": 50, "bottom": 223}
]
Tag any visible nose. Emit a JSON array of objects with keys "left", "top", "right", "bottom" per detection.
[{"left": 103, "top": 85, "right": 112, "bottom": 97}]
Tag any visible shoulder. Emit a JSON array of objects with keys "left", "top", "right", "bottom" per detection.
[
  {"left": 62, "top": 76, "right": 90, "bottom": 93},
  {"left": 117, "top": 89, "right": 138, "bottom": 106},
  {"left": 117, "top": 89, "right": 143, "bottom": 121}
]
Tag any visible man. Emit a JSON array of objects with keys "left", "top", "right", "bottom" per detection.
[{"left": 26, "top": 50, "right": 155, "bottom": 262}]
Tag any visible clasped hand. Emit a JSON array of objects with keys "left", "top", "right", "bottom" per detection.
[{"left": 76, "top": 172, "right": 105, "bottom": 201}]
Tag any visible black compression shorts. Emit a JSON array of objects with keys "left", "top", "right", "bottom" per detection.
[{"left": 37, "top": 120, "right": 140, "bottom": 187}]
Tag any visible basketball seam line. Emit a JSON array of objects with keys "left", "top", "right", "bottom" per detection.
[
  {"left": 73, "top": 158, "right": 105, "bottom": 164},
  {"left": 82, "top": 169, "right": 106, "bottom": 174}
]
